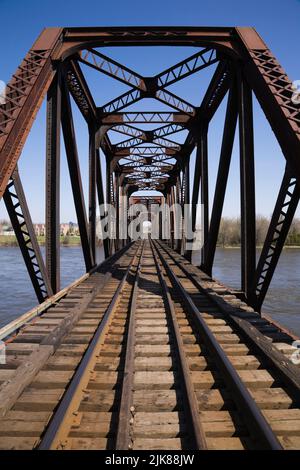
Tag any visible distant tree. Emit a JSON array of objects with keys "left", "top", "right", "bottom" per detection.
[
  {"left": 62, "top": 235, "right": 70, "bottom": 245},
  {"left": 216, "top": 216, "right": 300, "bottom": 247},
  {"left": 218, "top": 217, "right": 240, "bottom": 246},
  {"left": 287, "top": 218, "right": 300, "bottom": 245},
  {"left": 256, "top": 215, "right": 269, "bottom": 245}
]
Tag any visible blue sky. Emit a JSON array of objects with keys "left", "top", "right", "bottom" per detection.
[{"left": 0, "top": 0, "right": 300, "bottom": 223}]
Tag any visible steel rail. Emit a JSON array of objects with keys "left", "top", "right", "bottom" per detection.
[
  {"left": 157, "top": 241, "right": 300, "bottom": 401},
  {"left": 115, "top": 241, "right": 145, "bottom": 449},
  {"left": 38, "top": 242, "right": 142, "bottom": 450},
  {"left": 152, "top": 240, "right": 283, "bottom": 450},
  {"left": 150, "top": 240, "right": 207, "bottom": 449}
]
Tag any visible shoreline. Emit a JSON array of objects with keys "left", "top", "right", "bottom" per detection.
[
  {"left": 0, "top": 236, "right": 300, "bottom": 249},
  {"left": 216, "top": 245, "right": 300, "bottom": 249},
  {"left": 0, "top": 235, "right": 102, "bottom": 247}
]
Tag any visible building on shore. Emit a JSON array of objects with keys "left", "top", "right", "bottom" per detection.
[
  {"left": 33, "top": 223, "right": 45, "bottom": 236},
  {"left": 0, "top": 222, "right": 14, "bottom": 236}
]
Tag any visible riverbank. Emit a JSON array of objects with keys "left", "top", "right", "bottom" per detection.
[
  {"left": 1, "top": 235, "right": 300, "bottom": 248},
  {"left": 216, "top": 245, "right": 300, "bottom": 249},
  {"left": 0, "top": 235, "right": 82, "bottom": 246}
]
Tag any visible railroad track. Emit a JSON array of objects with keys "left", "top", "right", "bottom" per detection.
[{"left": 0, "top": 240, "right": 300, "bottom": 450}]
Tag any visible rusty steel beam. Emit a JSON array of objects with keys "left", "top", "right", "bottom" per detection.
[
  {"left": 101, "top": 89, "right": 142, "bottom": 114},
  {"left": 199, "top": 60, "right": 231, "bottom": 122},
  {"left": 155, "top": 89, "right": 196, "bottom": 115},
  {"left": 81, "top": 47, "right": 217, "bottom": 91},
  {"left": 155, "top": 48, "right": 218, "bottom": 88},
  {"left": 109, "top": 122, "right": 184, "bottom": 142},
  {"left": 109, "top": 124, "right": 145, "bottom": 139},
  {"left": 96, "top": 149, "right": 109, "bottom": 258},
  {"left": 89, "top": 127, "right": 97, "bottom": 264},
  {"left": 203, "top": 84, "right": 238, "bottom": 275},
  {"left": 99, "top": 111, "right": 190, "bottom": 125},
  {"left": 200, "top": 127, "right": 209, "bottom": 268},
  {"left": 250, "top": 168, "right": 300, "bottom": 311},
  {"left": 65, "top": 59, "right": 98, "bottom": 125},
  {"left": 236, "top": 28, "right": 300, "bottom": 182},
  {"left": 84, "top": 47, "right": 216, "bottom": 118},
  {"left": 182, "top": 156, "right": 191, "bottom": 259},
  {"left": 4, "top": 168, "right": 53, "bottom": 302},
  {"left": 61, "top": 81, "right": 94, "bottom": 272},
  {"left": 61, "top": 26, "right": 235, "bottom": 48},
  {"left": 79, "top": 49, "right": 145, "bottom": 90},
  {"left": 238, "top": 72, "right": 256, "bottom": 298},
  {"left": 45, "top": 72, "right": 61, "bottom": 294},
  {"left": 0, "top": 28, "right": 63, "bottom": 198}
]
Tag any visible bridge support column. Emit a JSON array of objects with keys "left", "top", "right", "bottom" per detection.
[
  {"left": 238, "top": 73, "right": 256, "bottom": 299},
  {"left": 191, "top": 125, "right": 209, "bottom": 269},
  {"left": 203, "top": 84, "right": 238, "bottom": 276},
  {"left": 4, "top": 169, "right": 53, "bottom": 302},
  {"left": 175, "top": 176, "right": 182, "bottom": 254},
  {"left": 183, "top": 156, "right": 191, "bottom": 261},
  {"left": 119, "top": 185, "right": 127, "bottom": 248},
  {"left": 159, "top": 201, "right": 163, "bottom": 241},
  {"left": 46, "top": 72, "right": 61, "bottom": 294},
  {"left": 250, "top": 167, "right": 300, "bottom": 311},
  {"left": 106, "top": 160, "right": 114, "bottom": 257},
  {"left": 96, "top": 149, "right": 109, "bottom": 259},
  {"left": 89, "top": 127, "right": 97, "bottom": 264},
  {"left": 169, "top": 187, "right": 176, "bottom": 249},
  {"left": 115, "top": 172, "right": 120, "bottom": 251},
  {"left": 61, "top": 79, "right": 94, "bottom": 272}
]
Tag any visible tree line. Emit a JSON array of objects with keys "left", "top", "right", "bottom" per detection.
[{"left": 217, "top": 216, "right": 300, "bottom": 247}]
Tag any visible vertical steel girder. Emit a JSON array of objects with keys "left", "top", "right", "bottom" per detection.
[
  {"left": 96, "top": 149, "right": 110, "bottom": 258},
  {"left": 203, "top": 84, "right": 238, "bottom": 275},
  {"left": 173, "top": 177, "right": 181, "bottom": 253},
  {"left": 183, "top": 157, "right": 191, "bottom": 259},
  {"left": 191, "top": 142, "right": 202, "bottom": 235},
  {"left": 199, "top": 127, "right": 209, "bottom": 269},
  {"left": 4, "top": 169, "right": 53, "bottom": 302},
  {"left": 119, "top": 184, "right": 128, "bottom": 248},
  {"left": 106, "top": 159, "right": 114, "bottom": 257},
  {"left": 250, "top": 168, "right": 300, "bottom": 311},
  {"left": 89, "top": 127, "right": 97, "bottom": 264},
  {"left": 238, "top": 73, "right": 256, "bottom": 299},
  {"left": 46, "top": 72, "right": 61, "bottom": 294},
  {"left": 115, "top": 173, "right": 120, "bottom": 252},
  {"left": 191, "top": 126, "right": 208, "bottom": 265},
  {"left": 61, "top": 79, "right": 94, "bottom": 272},
  {"left": 170, "top": 186, "right": 176, "bottom": 249}
]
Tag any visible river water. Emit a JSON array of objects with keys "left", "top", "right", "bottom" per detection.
[{"left": 0, "top": 246, "right": 300, "bottom": 337}]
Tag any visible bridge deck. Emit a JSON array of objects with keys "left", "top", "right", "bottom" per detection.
[{"left": 0, "top": 241, "right": 299, "bottom": 450}]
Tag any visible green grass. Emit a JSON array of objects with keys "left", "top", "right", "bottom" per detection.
[
  {"left": 0, "top": 235, "right": 18, "bottom": 246},
  {"left": 0, "top": 235, "right": 82, "bottom": 246}
]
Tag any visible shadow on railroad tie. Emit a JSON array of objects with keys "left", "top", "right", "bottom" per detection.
[
  {"left": 108, "top": 302, "right": 134, "bottom": 450},
  {"left": 137, "top": 272, "right": 163, "bottom": 297},
  {"left": 168, "top": 330, "right": 195, "bottom": 450}
]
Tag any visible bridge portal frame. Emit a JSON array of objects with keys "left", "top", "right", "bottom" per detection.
[{"left": 0, "top": 26, "right": 299, "bottom": 311}]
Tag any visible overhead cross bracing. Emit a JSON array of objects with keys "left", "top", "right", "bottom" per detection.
[{"left": 80, "top": 46, "right": 219, "bottom": 193}]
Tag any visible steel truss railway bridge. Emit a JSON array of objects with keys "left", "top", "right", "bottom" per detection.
[{"left": 0, "top": 27, "right": 300, "bottom": 450}]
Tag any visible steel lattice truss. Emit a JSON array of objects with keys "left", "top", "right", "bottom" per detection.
[
  {"left": 79, "top": 47, "right": 218, "bottom": 192},
  {"left": 0, "top": 26, "right": 300, "bottom": 312}
]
